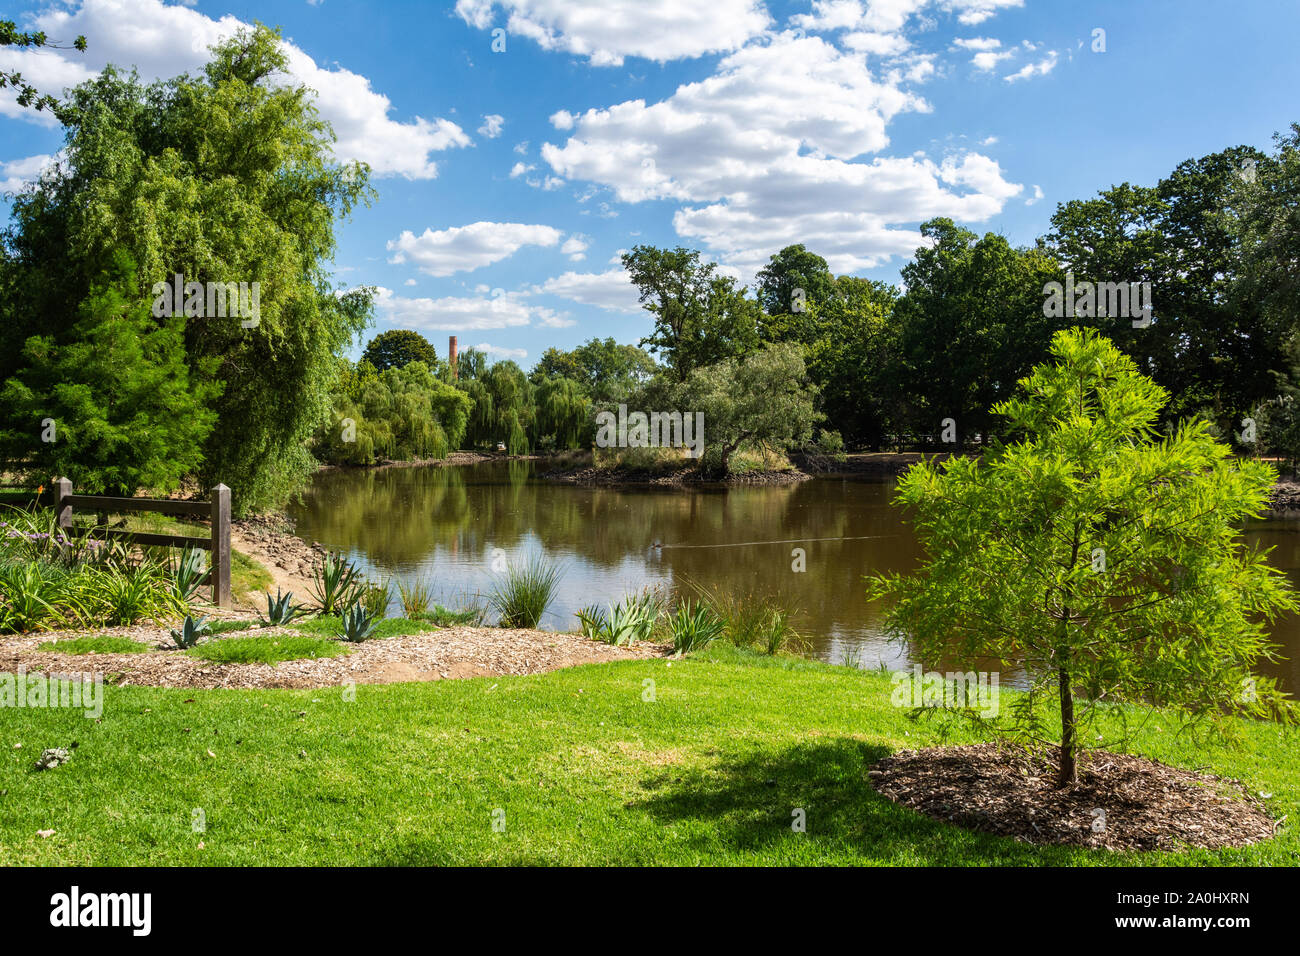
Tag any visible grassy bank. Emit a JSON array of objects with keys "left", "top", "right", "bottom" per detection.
[{"left": 1, "top": 646, "right": 1294, "bottom": 866}]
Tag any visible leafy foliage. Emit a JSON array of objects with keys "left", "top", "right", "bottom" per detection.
[{"left": 868, "top": 328, "right": 1297, "bottom": 785}]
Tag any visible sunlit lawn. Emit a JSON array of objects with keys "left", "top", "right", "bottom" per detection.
[{"left": 1, "top": 646, "right": 1295, "bottom": 865}]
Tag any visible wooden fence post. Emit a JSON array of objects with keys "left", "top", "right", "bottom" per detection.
[
  {"left": 210, "top": 484, "right": 231, "bottom": 608},
  {"left": 53, "top": 477, "right": 73, "bottom": 531}
]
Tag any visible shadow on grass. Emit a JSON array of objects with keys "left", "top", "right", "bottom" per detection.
[
  {"left": 626, "top": 738, "right": 1098, "bottom": 865},
  {"left": 370, "top": 738, "right": 1115, "bottom": 865}
]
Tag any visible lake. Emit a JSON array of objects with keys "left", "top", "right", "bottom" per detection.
[{"left": 287, "top": 460, "right": 1300, "bottom": 696}]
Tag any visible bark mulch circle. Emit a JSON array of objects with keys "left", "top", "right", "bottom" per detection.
[{"left": 868, "top": 743, "right": 1279, "bottom": 852}]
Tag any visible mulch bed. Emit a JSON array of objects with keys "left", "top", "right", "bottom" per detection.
[
  {"left": 869, "top": 743, "right": 1280, "bottom": 851},
  {"left": 0, "top": 623, "right": 668, "bottom": 690}
]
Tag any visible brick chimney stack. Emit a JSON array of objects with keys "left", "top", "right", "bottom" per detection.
[{"left": 448, "top": 335, "right": 458, "bottom": 380}]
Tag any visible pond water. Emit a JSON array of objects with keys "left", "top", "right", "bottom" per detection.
[{"left": 286, "top": 460, "right": 1300, "bottom": 697}]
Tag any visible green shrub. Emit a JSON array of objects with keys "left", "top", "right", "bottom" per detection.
[
  {"left": 670, "top": 600, "right": 725, "bottom": 655},
  {"left": 397, "top": 577, "right": 434, "bottom": 617},
  {"left": 309, "top": 550, "right": 364, "bottom": 615},
  {"left": 577, "top": 591, "right": 663, "bottom": 645},
  {"left": 488, "top": 554, "right": 563, "bottom": 628},
  {"left": 170, "top": 546, "right": 208, "bottom": 605}
]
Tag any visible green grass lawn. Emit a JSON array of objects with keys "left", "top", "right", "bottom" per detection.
[
  {"left": 0, "top": 646, "right": 1295, "bottom": 865},
  {"left": 185, "top": 635, "right": 348, "bottom": 664}
]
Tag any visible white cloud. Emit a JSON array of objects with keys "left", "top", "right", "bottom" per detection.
[
  {"left": 951, "top": 36, "right": 1001, "bottom": 51},
  {"left": 946, "top": 0, "right": 1023, "bottom": 26},
  {"left": 842, "top": 31, "right": 912, "bottom": 56},
  {"left": 473, "top": 343, "right": 528, "bottom": 360},
  {"left": 1025, "top": 183, "right": 1044, "bottom": 205},
  {"left": 979, "top": 135, "right": 998, "bottom": 146},
  {"left": 478, "top": 114, "right": 505, "bottom": 138},
  {"left": 373, "top": 287, "right": 561, "bottom": 332},
  {"left": 509, "top": 162, "right": 536, "bottom": 178},
  {"left": 454, "top": 0, "right": 771, "bottom": 66},
  {"left": 404, "top": 278, "right": 418, "bottom": 286},
  {"left": 972, "top": 50, "right": 1013, "bottom": 70},
  {"left": 561, "top": 235, "right": 589, "bottom": 261},
  {"left": 1004, "top": 50, "right": 1057, "bottom": 82},
  {"left": 531, "top": 269, "right": 642, "bottom": 313},
  {"left": 0, "top": 153, "right": 57, "bottom": 193},
  {"left": 540, "top": 31, "right": 1020, "bottom": 275},
  {"left": 387, "top": 221, "right": 564, "bottom": 276},
  {"left": 0, "top": 0, "right": 468, "bottom": 178}
]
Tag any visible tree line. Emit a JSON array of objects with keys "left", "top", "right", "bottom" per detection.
[{"left": 2, "top": 24, "right": 1298, "bottom": 513}]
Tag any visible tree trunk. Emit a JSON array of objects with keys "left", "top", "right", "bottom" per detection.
[{"left": 1057, "top": 664, "right": 1077, "bottom": 786}]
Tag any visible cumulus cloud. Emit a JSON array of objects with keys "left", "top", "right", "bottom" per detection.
[
  {"left": 373, "top": 287, "right": 562, "bottom": 331},
  {"left": 540, "top": 31, "right": 1020, "bottom": 274},
  {"left": 1025, "top": 183, "right": 1044, "bottom": 205},
  {"left": 454, "top": 0, "right": 771, "bottom": 66},
  {"left": 0, "top": 153, "right": 57, "bottom": 193},
  {"left": 530, "top": 269, "right": 642, "bottom": 313},
  {"left": 561, "top": 235, "right": 589, "bottom": 261},
  {"left": 472, "top": 343, "right": 528, "bottom": 360},
  {"left": 1004, "top": 50, "right": 1057, "bottom": 82},
  {"left": 478, "top": 113, "right": 505, "bottom": 138},
  {"left": 972, "top": 49, "right": 1013, "bottom": 70},
  {"left": 0, "top": 0, "right": 468, "bottom": 178},
  {"left": 387, "top": 222, "right": 564, "bottom": 276}
]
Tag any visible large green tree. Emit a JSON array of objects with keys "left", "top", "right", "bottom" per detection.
[
  {"left": 0, "top": 252, "right": 217, "bottom": 495},
  {"left": 0, "top": 19, "right": 86, "bottom": 118},
  {"left": 531, "top": 337, "right": 657, "bottom": 404},
  {"left": 674, "top": 342, "right": 820, "bottom": 476},
  {"left": 0, "top": 25, "right": 374, "bottom": 513},
  {"left": 1042, "top": 145, "right": 1281, "bottom": 436},
  {"left": 622, "top": 245, "right": 760, "bottom": 379},
  {"left": 868, "top": 328, "right": 1295, "bottom": 786},
  {"left": 755, "top": 243, "right": 837, "bottom": 346},
  {"left": 893, "top": 218, "right": 1062, "bottom": 446},
  {"left": 361, "top": 329, "right": 439, "bottom": 373}
]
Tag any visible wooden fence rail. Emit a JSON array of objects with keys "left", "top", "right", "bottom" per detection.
[{"left": 47, "top": 477, "right": 231, "bottom": 608}]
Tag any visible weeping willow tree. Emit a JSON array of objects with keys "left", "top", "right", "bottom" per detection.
[
  {"left": 534, "top": 376, "right": 592, "bottom": 450},
  {"left": 457, "top": 353, "right": 533, "bottom": 453},
  {"left": 316, "top": 361, "right": 470, "bottom": 465}
]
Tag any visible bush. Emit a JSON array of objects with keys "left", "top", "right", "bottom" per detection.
[{"left": 488, "top": 554, "right": 563, "bottom": 628}]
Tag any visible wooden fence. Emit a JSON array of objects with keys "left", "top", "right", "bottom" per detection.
[{"left": 47, "top": 477, "right": 231, "bottom": 608}]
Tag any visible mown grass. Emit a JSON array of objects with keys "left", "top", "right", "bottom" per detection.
[
  {"left": 0, "top": 645, "right": 1295, "bottom": 866},
  {"left": 185, "top": 636, "right": 348, "bottom": 665},
  {"left": 36, "top": 635, "right": 152, "bottom": 655}
]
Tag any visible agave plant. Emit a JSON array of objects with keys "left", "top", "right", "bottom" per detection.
[
  {"left": 337, "top": 604, "right": 379, "bottom": 643},
  {"left": 259, "top": 588, "right": 306, "bottom": 627},
  {"left": 170, "top": 546, "right": 208, "bottom": 604},
  {"left": 309, "top": 550, "right": 365, "bottom": 615},
  {"left": 170, "top": 613, "right": 212, "bottom": 649}
]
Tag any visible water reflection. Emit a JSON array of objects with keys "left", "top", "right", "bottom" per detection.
[{"left": 287, "top": 461, "right": 1298, "bottom": 696}]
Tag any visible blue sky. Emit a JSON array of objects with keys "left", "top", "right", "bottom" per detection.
[{"left": 3, "top": 0, "right": 1299, "bottom": 367}]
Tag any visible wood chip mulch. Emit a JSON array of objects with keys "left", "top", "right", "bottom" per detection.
[
  {"left": 869, "top": 743, "right": 1279, "bottom": 851},
  {"left": 0, "top": 623, "right": 667, "bottom": 690}
]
